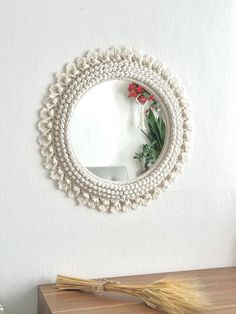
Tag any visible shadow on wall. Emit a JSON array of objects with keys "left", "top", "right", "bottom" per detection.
[
  {"left": 233, "top": 237, "right": 236, "bottom": 267},
  {"left": 3, "top": 287, "right": 37, "bottom": 314}
]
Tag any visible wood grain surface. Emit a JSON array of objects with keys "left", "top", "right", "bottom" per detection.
[{"left": 38, "top": 267, "right": 236, "bottom": 314}]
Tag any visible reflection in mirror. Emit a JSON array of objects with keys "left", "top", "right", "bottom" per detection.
[{"left": 68, "top": 80, "right": 166, "bottom": 181}]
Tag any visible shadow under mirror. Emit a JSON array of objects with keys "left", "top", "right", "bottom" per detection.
[{"left": 68, "top": 80, "right": 166, "bottom": 181}]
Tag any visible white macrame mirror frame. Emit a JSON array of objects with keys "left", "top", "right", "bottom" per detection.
[{"left": 38, "top": 48, "right": 191, "bottom": 212}]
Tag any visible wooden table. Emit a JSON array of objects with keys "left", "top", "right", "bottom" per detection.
[{"left": 38, "top": 267, "right": 236, "bottom": 314}]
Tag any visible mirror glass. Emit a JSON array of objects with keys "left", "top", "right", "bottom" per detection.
[{"left": 68, "top": 80, "right": 166, "bottom": 181}]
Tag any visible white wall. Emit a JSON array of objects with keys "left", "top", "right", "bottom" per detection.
[{"left": 0, "top": 1, "right": 236, "bottom": 313}]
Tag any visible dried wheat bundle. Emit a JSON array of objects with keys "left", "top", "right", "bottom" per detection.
[{"left": 56, "top": 275, "right": 209, "bottom": 314}]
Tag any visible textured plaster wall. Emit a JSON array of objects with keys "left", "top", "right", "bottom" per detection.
[{"left": 0, "top": 1, "right": 236, "bottom": 313}]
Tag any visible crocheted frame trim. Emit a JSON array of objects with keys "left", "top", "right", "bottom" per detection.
[{"left": 38, "top": 48, "right": 191, "bottom": 212}]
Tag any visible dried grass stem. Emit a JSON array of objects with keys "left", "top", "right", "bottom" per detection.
[{"left": 56, "top": 275, "right": 209, "bottom": 314}]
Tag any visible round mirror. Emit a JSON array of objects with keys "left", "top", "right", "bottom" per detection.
[
  {"left": 38, "top": 48, "right": 190, "bottom": 212},
  {"left": 68, "top": 80, "right": 166, "bottom": 181}
]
